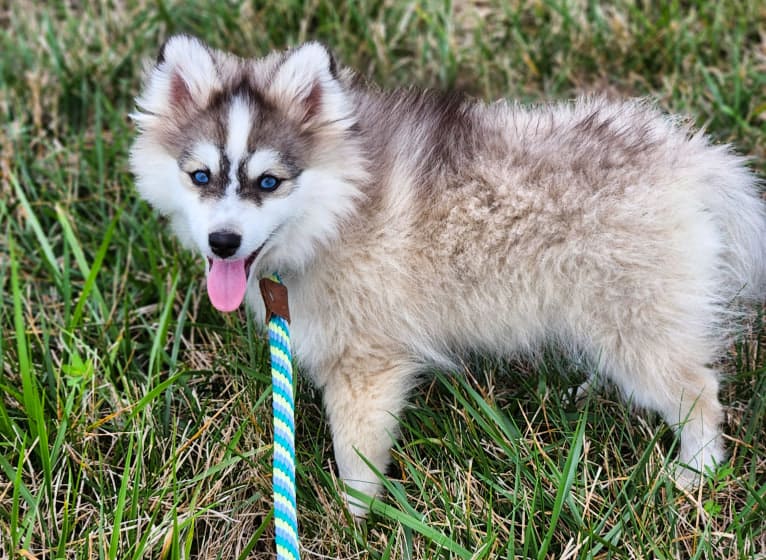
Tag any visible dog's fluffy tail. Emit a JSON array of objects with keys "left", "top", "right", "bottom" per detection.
[{"left": 702, "top": 142, "right": 766, "bottom": 303}]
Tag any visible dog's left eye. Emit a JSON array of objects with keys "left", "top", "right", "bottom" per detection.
[
  {"left": 190, "top": 170, "right": 210, "bottom": 186},
  {"left": 258, "top": 175, "right": 281, "bottom": 191}
]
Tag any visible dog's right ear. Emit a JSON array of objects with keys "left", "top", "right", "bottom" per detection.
[{"left": 134, "top": 35, "right": 221, "bottom": 121}]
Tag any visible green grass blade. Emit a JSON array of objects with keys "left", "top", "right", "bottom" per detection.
[
  {"left": 537, "top": 408, "right": 587, "bottom": 560},
  {"left": 108, "top": 436, "right": 134, "bottom": 559},
  {"left": 68, "top": 211, "right": 120, "bottom": 329},
  {"left": 345, "top": 483, "right": 474, "bottom": 559},
  {"left": 9, "top": 172, "right": 61, "bottom": 285},
  {"left": 9, "top": 233, "right": 52, "bottom": 499},
  {"left": 237, "top": 510, "right": 274, "bottom": 560},
  {"left": 9, "top": 437, "right": 26, "bottom": 555},
  {"left": 124, "top": 370, "right": 185, "bottom": 424},
  {"left": 56, "top": 204, "right": 109, "bottom": 320},
  {"left": 148, "top": 267, "right": 180, "bottom": 377}
]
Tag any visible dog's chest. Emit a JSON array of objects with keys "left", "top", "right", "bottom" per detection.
[{"left": 248, "top": 277, "right": 343, "bottom": 387}]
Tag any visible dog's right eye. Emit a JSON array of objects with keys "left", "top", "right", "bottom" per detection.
[{"left": 190, "top": 170, "right": 210, "bottom": 186}]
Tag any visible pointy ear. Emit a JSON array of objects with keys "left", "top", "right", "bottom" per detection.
[
  {"left": 267, "top": 43, "right": 353, "bottom": 129},
  {"left": 134, "top": 35, "right": 220, "bottom": 122}
]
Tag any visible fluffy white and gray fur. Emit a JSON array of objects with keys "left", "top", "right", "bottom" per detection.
[{"left": 130, "top": 35, "right": 766, "bottom": 516}]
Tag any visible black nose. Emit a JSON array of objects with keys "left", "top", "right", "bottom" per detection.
[{"left": 209, "top": 231, "right": 241, "bottom": 258}]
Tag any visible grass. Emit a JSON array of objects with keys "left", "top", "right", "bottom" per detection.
[{"left": 1, "top": 0, "right": 765, "bottom": 558}]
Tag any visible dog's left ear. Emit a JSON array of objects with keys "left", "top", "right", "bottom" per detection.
[{"left": 268, "top": 43, "right": 352, "bottom": 129}]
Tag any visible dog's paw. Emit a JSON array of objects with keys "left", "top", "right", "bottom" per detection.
[
  {"left": 342, "top": 490, "right": 371, "bottom": 519},
  {"left": 670, "top": 452, "right": 725, "bottom": 491},
  {"left": 572, "top": 373, "right": 600, "bottom": 405},
  {"left": 671, "top": 436, "right": 726, "bottom": 490},
  {"left": 337, "top": 477, "right": 382, "bottom": 520},
  {"left": 670, "top": 463, "right": 705, "bottom": 490}
]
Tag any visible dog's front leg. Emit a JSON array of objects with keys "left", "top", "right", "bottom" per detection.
[{"left": 321, "top": 350, "right": 417, "bottom": 517}]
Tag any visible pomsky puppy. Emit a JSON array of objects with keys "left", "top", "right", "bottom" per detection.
[{"left": 130, "top": 35, "right": 766, "bottom": 516}]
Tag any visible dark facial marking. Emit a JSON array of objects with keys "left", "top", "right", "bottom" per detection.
[
  {"left": 197, "top": 151, "right": 230, "bottom": 200},
  {"left": 236, "top": 160, "right": 264, "bottom": 205},
  {"left": 235, "top": 155, "right": 302, "bottom": 204},
  {"left": 178, "top": 147, "right": 229, "bottom": 200}
]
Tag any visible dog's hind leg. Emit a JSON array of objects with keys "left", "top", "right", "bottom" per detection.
[{"left": 586, "top": 322, "right": 726, "bottom": 483}]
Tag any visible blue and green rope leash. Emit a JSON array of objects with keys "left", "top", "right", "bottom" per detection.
[{"left": 259, "top": 274, "right": 300, "bottom": 560}]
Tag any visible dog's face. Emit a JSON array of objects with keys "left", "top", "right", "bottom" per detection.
[{"left": 130, "top": 36, "right": 364, "bottom": 311}]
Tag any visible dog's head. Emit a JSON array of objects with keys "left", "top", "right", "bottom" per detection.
[{"left": 130, "top": 35, "right": 365, "bottom": 312}]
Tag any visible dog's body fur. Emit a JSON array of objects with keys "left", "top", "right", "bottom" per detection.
[{"left": 131, "top": 36, "right": 766, "bottom": 515}]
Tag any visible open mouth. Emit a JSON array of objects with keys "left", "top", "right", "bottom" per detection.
[
  {"left": 206, "top": 243, "right": 264, "bottom": 278},
  {"left": 205, "top": 243, "right": 266, "bottom": 313}
]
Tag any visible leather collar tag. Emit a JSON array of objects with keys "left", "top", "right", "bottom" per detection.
[{"left": 259, "top": 277, "right": 291, "bottom": 324}]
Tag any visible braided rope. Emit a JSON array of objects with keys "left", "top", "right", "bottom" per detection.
[{"left": 264, "top": 273, "right": 300, "bottom": 560}]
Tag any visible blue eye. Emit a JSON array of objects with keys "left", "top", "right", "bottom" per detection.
[
  {"left": 190, "top": 170, "right": 210, "bottom": 185},
  {"left": 258, "top": 175, "right": 281, "bottom": 191}
]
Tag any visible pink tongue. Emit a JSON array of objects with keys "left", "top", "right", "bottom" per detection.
[{"left": 207, "top": 259, "right": 247, "bottom": 312}]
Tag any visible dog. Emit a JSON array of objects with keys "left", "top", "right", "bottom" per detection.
[{"left": 130, "top": 35, "right": 766, "bottom": 516}]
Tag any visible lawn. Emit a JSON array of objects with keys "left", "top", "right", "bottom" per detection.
[{"left": 1, "top": 1, "right": 765, "bottom": 558}]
